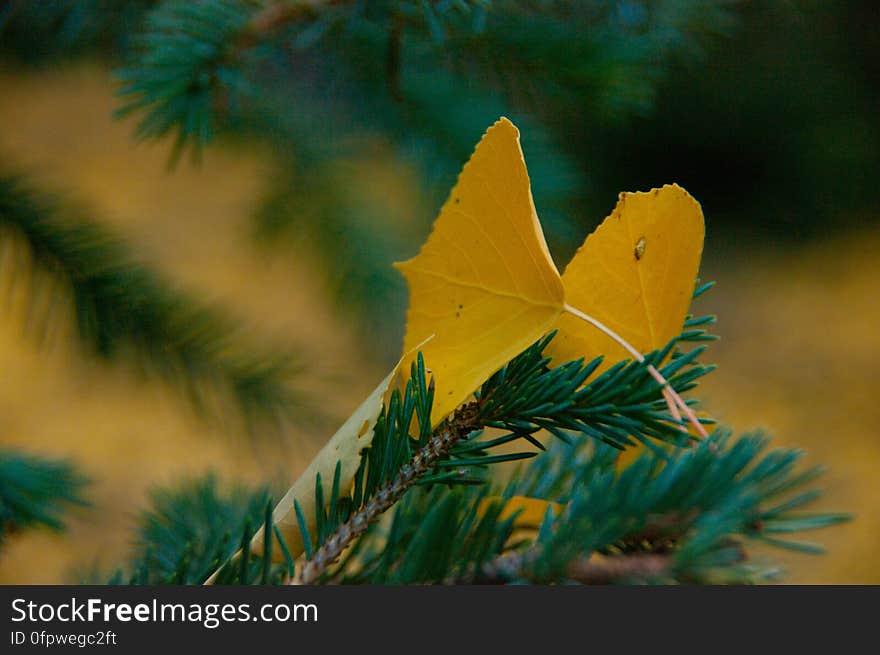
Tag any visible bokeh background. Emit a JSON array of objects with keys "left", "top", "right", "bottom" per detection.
[{"left": 0, "top": 1, "right": 877, "bottom": 583}]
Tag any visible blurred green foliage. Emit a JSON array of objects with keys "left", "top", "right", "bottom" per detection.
[
  {"left": 4, "top": 1, "right": 876, "bottom": 350},
  {"left": 0, "top": 449, "right": 87, "bottom": 542}
]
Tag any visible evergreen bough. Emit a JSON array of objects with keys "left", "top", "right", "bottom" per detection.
[{"left": 111, "top": 314, "right": 850, "bottom": 585}]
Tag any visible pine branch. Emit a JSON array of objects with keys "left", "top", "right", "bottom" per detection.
[
  {"left": 114, "top": 0, "right": 260, "bottom": 163},
  {"left": 505, "top": 432, "right": 850, "bottom": 584},
  {"left": 117, "top": 337, "right": 847, "bottom": 586},
  {"left": 341, "top": 485, "right": 518, "bottom": 585},
  {"left": 297, "top": 402, "right": 480, "bottom": 584},
  {"left": 109, "top": 475, "right": 280, "bottom": 585},
  {"left": 0, "top": 173, "right": 308, "bottom": 434},
  {"left": 349, "top": 434, "right": 846, "bottom": 585},
  {"left": 476, "top": 550, "right": 671, "bottom": 585},
  {"left": 566, "top": 553, "right": 670, "bottom": 584},
  {"left": 295, "top": 326, "right": 713, "bottom": 582},
  {"left": 399, "top": 432, "right": 849, "bottom": 586},
  {"left": 0, "top": 449, "right": 88, "bottom": 544},
  {"left": 101, "top": 282, "right": 845, "bottom": 587},
  {"left": 239, "top": 0, "right": 343, "bottom": 47}
]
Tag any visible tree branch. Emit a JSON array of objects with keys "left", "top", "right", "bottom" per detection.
[
  {"left": 470, "top": 549, "right": 671, "bottom": 584},
  {"left": 237, "top": 0, "right": 347, "bottom": 49},
  {"left": 566, "top": 554, "right": 670, "bottom": 584},
  {"left": 296, "top": 402, "right": 481, "bottom": 584}
]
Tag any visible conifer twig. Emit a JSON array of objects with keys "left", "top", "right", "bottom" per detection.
[
  {"left": 295, "top": 403, "right": 481, "bottom": 584},
  {"left": 237, "top": 0, "right": 341, "bottom": 49},
  {"left": 473, "top": 550, "right": 671, "bottom": 584},
  {"left": 565, "top": 554, "right": 670, "bottom": 584}
]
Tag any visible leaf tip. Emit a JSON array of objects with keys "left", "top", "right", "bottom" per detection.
[{"left": 492, "top": 116, "right": 519, "bottom": 138}]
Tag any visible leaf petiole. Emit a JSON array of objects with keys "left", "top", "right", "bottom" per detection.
[{"left": 562, "top": 303, "right": 707, "bottom": 438}]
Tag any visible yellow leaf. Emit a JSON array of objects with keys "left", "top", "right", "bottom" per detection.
[
  {"left": 545, "top": 184, "right": 705, "bottom": 373},
  {"left": 394, "top": 117, "right": 565, "bottom": 424}
]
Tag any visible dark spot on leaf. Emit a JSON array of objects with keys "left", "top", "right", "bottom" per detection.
[{"left": 634, "top": 236, "right": 647, "bottom": 261}]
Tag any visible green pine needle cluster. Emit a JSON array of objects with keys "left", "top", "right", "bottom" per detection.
[
  {"left": 345, "top": 430, "right": 849, "bottom": 585},
  {"left": 104, "top": 476, "right": 281, "bottom": 585},
  {"left": 115, "top": 0, "right": 258, "bottom": 164},
  {"left": 0, "top": 450, "right": 88, "bottom": 543}
]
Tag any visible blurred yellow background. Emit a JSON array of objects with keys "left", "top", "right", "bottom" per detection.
[{"left": 0, "top": 65, "right": 877, "bottom": 584}]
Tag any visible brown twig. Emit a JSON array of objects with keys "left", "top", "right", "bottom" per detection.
[
  {"left": 625, "top": 510, "right": 700, "bottom": 549},
  {"left": 471, "top": 549, "right": 671, "bottom": 584},
  {"left": 237, "top": 1, "right": 332, "bottom": 49},
  {"left": 213, "top": 1, "right": 344, "bottom": 119},
  {"left": 566, "top": 553, "right": 670, "bottom": 584}
]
